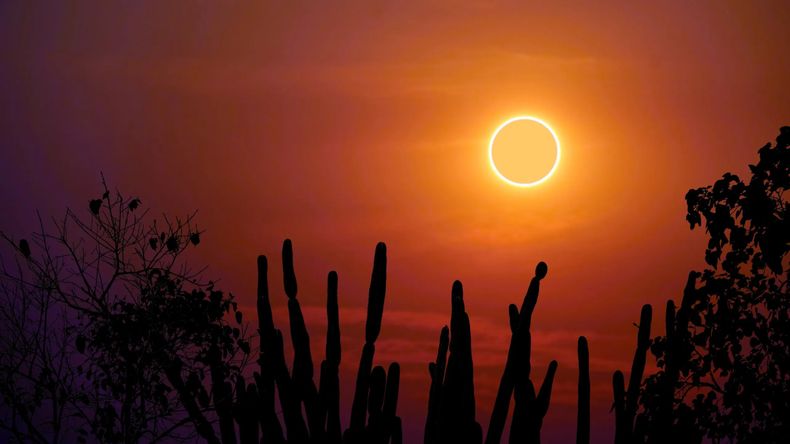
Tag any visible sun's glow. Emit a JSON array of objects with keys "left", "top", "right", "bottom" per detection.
[{"left": 488, "top": 116, "right": 561, "bottom": 187}]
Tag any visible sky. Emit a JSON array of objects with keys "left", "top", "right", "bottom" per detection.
[{"left": 1, "top": 1, "right": 788, "bottom": 442}]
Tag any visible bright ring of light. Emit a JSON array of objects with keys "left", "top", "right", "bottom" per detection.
[{"left": 488, "top": 116, "right": 561, "bottom": 187}]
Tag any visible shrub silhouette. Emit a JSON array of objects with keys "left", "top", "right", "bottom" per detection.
[
  {"left": 610, "top": 127, "right": 789, "bottom": 444},
  {"left": 631, "top": 127, "right": 790, "bottom": 443},
  {"left": 0, "top": 187, "right": 403, "bottom": 444},
  {"left": 0, "top": 182, "right": 247, "bottom": 443}
]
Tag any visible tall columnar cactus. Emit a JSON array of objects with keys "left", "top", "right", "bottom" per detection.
[
  {"left": 486, "top": 262, "right": 554, "bottom": 444},
  {"left": 368, "top": 366, "right": 387, "bottom": 432},
  {"left": 382, "top": 362, "right": 402, "bottom": 442},
  {"left": 576, "top": 336, "right": 590, "bottom": 444},
  {"left": 507, "top": 277, "right": 557, "bottom": 444},
  {"left": 234, "top": 376, "right": 260, "bottom": 444},
  {"left": 613, "top": 304, "right": 652, "bottom": 444},
  {"left": 647, "top": 271, "right": 699, "bottom": 443},
  {"left": 345, "top": 242, "right": 401, "bottom": 444},
  {"left": 256, "top": 248, "right": 307, "bottom": 443},
  {"left": 430, "top": 280, "right": 482, "bottom": 444},
  {"left": 282, "top": 240, "right": 323, "bottom": 440},
  {"left": 210, "top": 347, "right": 237, "bottom": 444},
  {"left": 510, "top": 360, "right": 557, "bottom": 444},
  {"left": 319, "top": 271, "right": 342, "bottom": 444},
  {"left": 165, "top": 239, "right": 401, "bottom": 444},
  {"left": 255, "top": 255, "right": 285, "bottom": 443},
  {"left": 274, "top": 328, "right": 310, "bottom": 442},
  {"left": 425, "top": 326, "right": 450, "bottom": 444},
  {"left": 348, "top": 243, "right": 386, "bottom": 432}
]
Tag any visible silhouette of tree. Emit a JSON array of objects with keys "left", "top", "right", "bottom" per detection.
[
  {"left": 636, "top": 127, "right": 789, "bottom": 443},
  {"left": 0, "top": 180, "right": 248, "bottom": 443}
]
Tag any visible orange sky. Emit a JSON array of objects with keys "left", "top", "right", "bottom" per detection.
[{"left": 1, "top": 1, "right": 789, "bottom": 442}]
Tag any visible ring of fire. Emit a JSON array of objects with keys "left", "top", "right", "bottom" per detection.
[{"left": 488, "top": 116, "right": 560, "bottom": 187}]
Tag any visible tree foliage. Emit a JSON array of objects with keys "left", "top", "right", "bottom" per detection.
[
  {"left": 640, "top": 127, "right": 789, "bottom": 443},
  {"left": 0, "top": 180, "right": 248, "bottom": 443}
]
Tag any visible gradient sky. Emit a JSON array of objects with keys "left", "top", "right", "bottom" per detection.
[{"left": 1, "top": 1, "right": 789, "bottom": 442}]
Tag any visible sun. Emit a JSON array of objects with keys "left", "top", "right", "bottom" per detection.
[{"left": 488, "top": 116, "right": 561, "bottom": 187}]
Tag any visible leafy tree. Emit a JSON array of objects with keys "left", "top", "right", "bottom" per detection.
[
  {"left": 639, "top": 127, "right": 789, "bottom": 443},
  {"left": 0, "top": 180, "right": 249, "bottom": 443}
]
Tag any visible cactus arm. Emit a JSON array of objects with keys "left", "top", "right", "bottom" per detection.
[
  {"left": 383, "top": 362, "right": 401, "bottom": 440},
  {"left": 536, "top": 360, "right": 558, "bottom": 417},
  {"left": 368, "top": 366, "right": 387, "bottom": 420},
  {"left": 326, "top": 271, "right": 341, "bottom": 366},
  {"left": 576, "top": 337, "right": 590, "bottom": 444},
  {"left": 519, "top": 262, "right": 548, "bottom": 331},
  {"left": 349, "top": 342, "right": 375, "bottom": 433},
  {"left": 280, "top": 240, "right": 322, "bottom": 439},
  {"left": 257, "top": 255, "right": 275, "bottom": 341},
  {"left": 625, "top": 304, "right": 652, "bottom": 423},
  {"left": 255, "top": 255, "right": 285, "bottom": 443},
  {"left": 425, "top": 326, "right": 449, "bottom": 444},
  {"left": 272, "top": 329, "right": 309, "bottom": 442},
  {"left": 321, "top": 271, "right": 342, "bottom": 443},
  {"left": 366, "top": 243, "right": 387, "bottom": 344},
  {"left": 508, "top": 304, "right": 519, "bottom": 334},
  {"left": 282, "top": 239, "right": 298, "bottom": 299},
  {"left": 349, "top": 243, "right": 388, "bottom": 438},
  {"left": 254, "top": 371, "right": 284, "bottom": 443},
  {"left": 613, "top": 370, "right": 628, "bottom": 444},
  {"left": 439, "top": 281, "right": 480, "bottom": 442},
  {"left": 391, "top": 417, "right": 403, "bottom": 444},
  {"left": 235, "top": 377, "right": 259, "bottom": 444},
  {"left": 487, "top": 263, "right": 547, "bottom": 444}
]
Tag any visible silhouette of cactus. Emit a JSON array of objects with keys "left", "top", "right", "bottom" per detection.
[
  {"left": 612, "top": 304, "right": 652, "bottom": 444},
  {"left": 234, "top": 375, "right": 260, "bottom": 444},
  {"left": 210, "top": 346, "right": 237, "bottom": 444},
  {"left": 658, "top": 272, "right": 699, "bottom": 441},
  {"left": 281, "top": 239, "right": 323, "bottom": 440},
  {"left": 383, "top": 362, "right": 402, "bottom": 443},
  {"left": 425, "top": 326, "right": 450, "bottom": 444},
  {"left": 507, "top": 288, "right": 557, "bottom": 444},
  {"left": 255, "top": 255, "right": 286, "bottom": 443},
  {"left": 194, "top": 240, "right": 400, "bottom": 444},
  {"left": 345, "top": 242, "right": 401, "bottom": 444},
  {"left": 633, "top": 273, "right": 703, "bottom": 444},
  {"left": 319, "top": 271, "right": 342, "bottom": 444},
  {"left": 486, "top": 262, "right": 556, "bottom": 444},
  {"left": 425, "top": 262, "right": 557, "bottom": 444},
  {"left": 256, "top": 252, "right": 306, "bottom": 442},
  {"left": 424, "top": 280, "right": 482, "bottom": 444},
  {"left": 577, "top": 337, "right": 590, "bottom": 444}
]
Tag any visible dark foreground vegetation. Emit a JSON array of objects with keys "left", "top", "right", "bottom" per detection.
[{"left": 1, "top": 128, "right": 787, "bottom": 443}]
